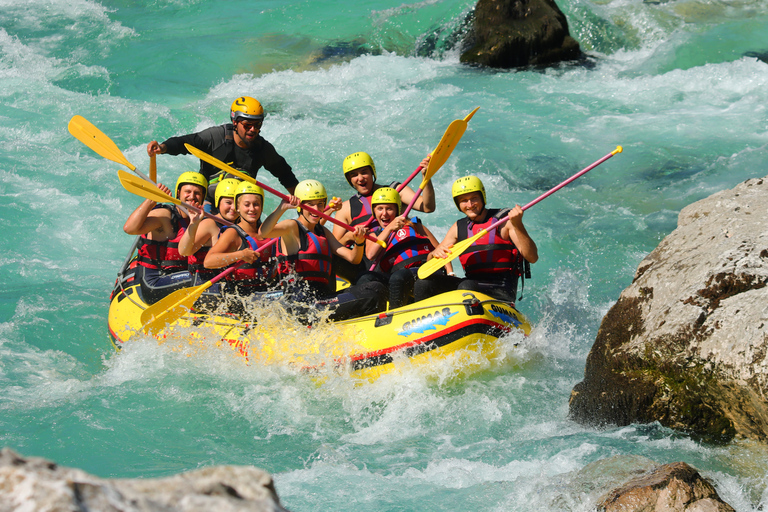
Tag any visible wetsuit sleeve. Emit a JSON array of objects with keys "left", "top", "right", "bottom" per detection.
[
  {"left": 260, "top": 139, "right": 299, "bottom": 191},
  {"left": 161, "top": 126, "right": 222, "bottom": 156}
]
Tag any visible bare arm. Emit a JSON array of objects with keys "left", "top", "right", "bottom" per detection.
[
  {"left": 421, "top": 223, "right": 453, "bottom": 274},
  {"left": 332, "top": 200, "right": 356, "bottom": 246},
  {"left": 427, "top": 222, "right": 459, "bottom": 260},
  {"left": 398, "top": 154, "right": 435, "bottom": 213},
  {"left": 503, "top": 205, "right": 538, "bottom": 263},
  {"left": 327, "top": 225, "right": 366, "bottom": 264},
  {"left": 204, "top": 228, "right": 258, "bottom": 268},
  {"left": 259, "top": 196, "right": 299, "bottom": 239},
  {"left": 178, "top": 211, "right": 216, "bottom": 257}
]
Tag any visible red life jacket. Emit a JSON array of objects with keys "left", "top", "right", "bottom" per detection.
[
  {"left": 348, "top": 182, "right": 400, "bottom": 228},
  {"left": 277, "top": 220, "right": 333, "bottom": 286},
  {"left": 348, "top": 193, "right": 373, "bottom": 227},
  {"left": 375, "top": 218, "right": 434, "bottom": 274},
  {"left": 224, "top": 224, "right": 277, "bottom": 289},
  {"left": 457, "top": 208, "right": 523, "bottom": 280},
  {"left": 136, "top": 205, "right": 189, "bottom": 273}
]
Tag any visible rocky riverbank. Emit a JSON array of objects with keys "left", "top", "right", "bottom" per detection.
[{"left": 0, "top": 448, "right": 288, "bottom": 512}]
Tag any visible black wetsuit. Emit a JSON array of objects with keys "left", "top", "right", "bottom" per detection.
[{"left": 161, "top": 123, "right": 299, "bottom": 202}]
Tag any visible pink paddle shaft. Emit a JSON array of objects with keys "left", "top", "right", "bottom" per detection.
[
  {"left": 362, "top": 164, "right": 423, "bottom": 229},
  {"left": 254, "top": 179, "right": 380, "bottom": 245},
  {"left": 474, "top": 148, "right": 621, "bottom": 236},
  {"left": 366, "top": 164, "right": 426, "bottom": 270}
]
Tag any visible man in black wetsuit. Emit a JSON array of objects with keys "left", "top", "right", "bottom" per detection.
[{"left": 147, "top": 96, "right": 299, "bottom": 208}]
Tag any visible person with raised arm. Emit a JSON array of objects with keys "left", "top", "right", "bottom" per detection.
[
  {"left": 146, "top": 96, "right": 298, "bottom": 208},
  {"left": 123, "top": 172, "right": 208, "bottom": 304},
  {"left": 204, "top": 181, "right": 279, "bottom": 300},
  {"left": 331, "top": 151, "right": 433, "bottom": 281},
  {"left": 357, "top": 187, "right": 450, "bottom": 309},
  {"left": 425, "top": 175, "right": 538, "bottom": 303}
]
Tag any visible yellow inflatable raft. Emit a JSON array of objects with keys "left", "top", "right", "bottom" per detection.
[{"left": 108, "top": 260, "right": 532, "bottom": 381}]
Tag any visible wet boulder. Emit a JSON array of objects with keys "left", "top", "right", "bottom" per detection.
[
  {"left": 0, "top": 447, "right": 288, "bottom": 511},
  {"left": 597, "top": 461, "right": 735, "bottom": 512},
  {"left": 460, "top": 0, "right": 581, "bottom": 68},
  {"left": 569, "top": 176, "right": 768, "bottom": 443}
]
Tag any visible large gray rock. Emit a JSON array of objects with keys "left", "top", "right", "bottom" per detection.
[
  {"left": 569, "top": 176, "right": 768, "bottom": 443},
  {"left": 0, "top": 448, "right": 288, "bottom": 512},
  {"left": 461, "top": 0, "right": 581, "bottom": 68}
]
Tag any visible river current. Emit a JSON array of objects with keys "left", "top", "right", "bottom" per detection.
[{"left": 1, "top": 0, "right": 768, "bottom": 509}]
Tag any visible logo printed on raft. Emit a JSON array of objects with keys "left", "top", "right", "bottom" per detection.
[
  {"left": 489, "top": 304, "right": 522, "bottom": 327},
  {"left": 399, "top": 307, "right": 458, "bottom": 337}
]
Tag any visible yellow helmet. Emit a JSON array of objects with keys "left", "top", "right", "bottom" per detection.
[
  {"left": 230, "top": 96, "right": 264, "bottom": 123},
  {"left": 234, "top": 180, "right": 264, "bottom": 206},
  {"left": 295, "top": 179, "right": 327, "bottom": 212},
  {"left": 175, "top": 172, "right": 208, "bottom": 199},
  {"left": 214, "top": 178, "right": 241, "bottom": 209},
  {"left": 342, "top": 151, "right": 377, "bottom": 184},
  {"left": 451, "top": 175, "right": 486, "bottom": 210},
  {"left": 370, "top": 187, "right": 401, "bottom": 210}
]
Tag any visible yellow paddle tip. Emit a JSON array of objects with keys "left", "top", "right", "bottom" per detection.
[
  {"left": 464, "top": 106, "right": 480, "bottom": 122},
  {"left": 614, "top": 145, "right": 623, "bottom": 154}
]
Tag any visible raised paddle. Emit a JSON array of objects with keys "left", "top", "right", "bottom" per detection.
[
  {"left": 417, "top": 146, "right": 624, "bottom": 279},
  {"left": 362, "top": 106, "right": 480, "bottom": 229},
  {"left": 118, "top": 170, "right": 236, "bottom": 227},
  {"left": 68, "top": 115, "right": 154, "bottom": 183},
  {"left": 366, "top": 107, "right": 480, "bottom": 270},
  {"left": 184, "top": 143, "right": 385, "bottom": 247}
]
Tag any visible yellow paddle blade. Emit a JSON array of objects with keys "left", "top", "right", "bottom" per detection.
[
  {"left": 421, "top": 106, "right": 480, "bottom": 188},
  {"left": 463, "top": 106, "right": 480, "bottom": 123},
  {"left": 417, "top": 227, "right": 489, "bottom": 280},
  {"left": 68, "top": 115, "right": 136, "bottom": 171},
  {"left": 185, "top": 144, "right": 255, "bottom": 184},
  {"left": 140, "top": 281, "right": 212, "bottom": 334},
  {"left": 118, "top": 170, "right": 181, "bottom": 205}
]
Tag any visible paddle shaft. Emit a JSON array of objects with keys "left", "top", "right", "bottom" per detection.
[
  {"left": 418, "top": 146, "right": 623, "bottom": 279},
  {"left": 471, "top": 146, "right": 624, "bottom": 240},
  {"left": 361, "top": 164, "right": 423, "bottom": 229}
]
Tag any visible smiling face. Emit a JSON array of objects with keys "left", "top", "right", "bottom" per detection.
[
  {"left": 456, "top": 191, "right": 485, "bottom": 221},
  {"left": 299, "top": 198, "right": 327, "bottom": 225},
  {"left": 178, "top": 184, "right": 205, "bottom": 207},
  {"left": 217, "top": 197, "right": 238, "bottom": 222},
  {"left": 236, "top": 194, "right": 263, "bottom": 223},
  {"left": 373, "top": 203, "right": 399, "bottom": 228},
  {"left": 234, "top": 119, "right": 262, "bottom": 147},
  {"left": 346, "top": 167, "right": 375, "bottom": 196}
]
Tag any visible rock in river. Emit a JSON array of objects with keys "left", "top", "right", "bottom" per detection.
[
  {"left": 569, "top": 176, "right": 768, "bottom": 443},
  {"left": 460, "top": 0, "right": 581, "bottom": 68}
]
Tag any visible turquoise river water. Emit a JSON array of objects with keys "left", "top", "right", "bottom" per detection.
[{"left": 1, "top": 0, "right": 768, "bottom": 510}]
